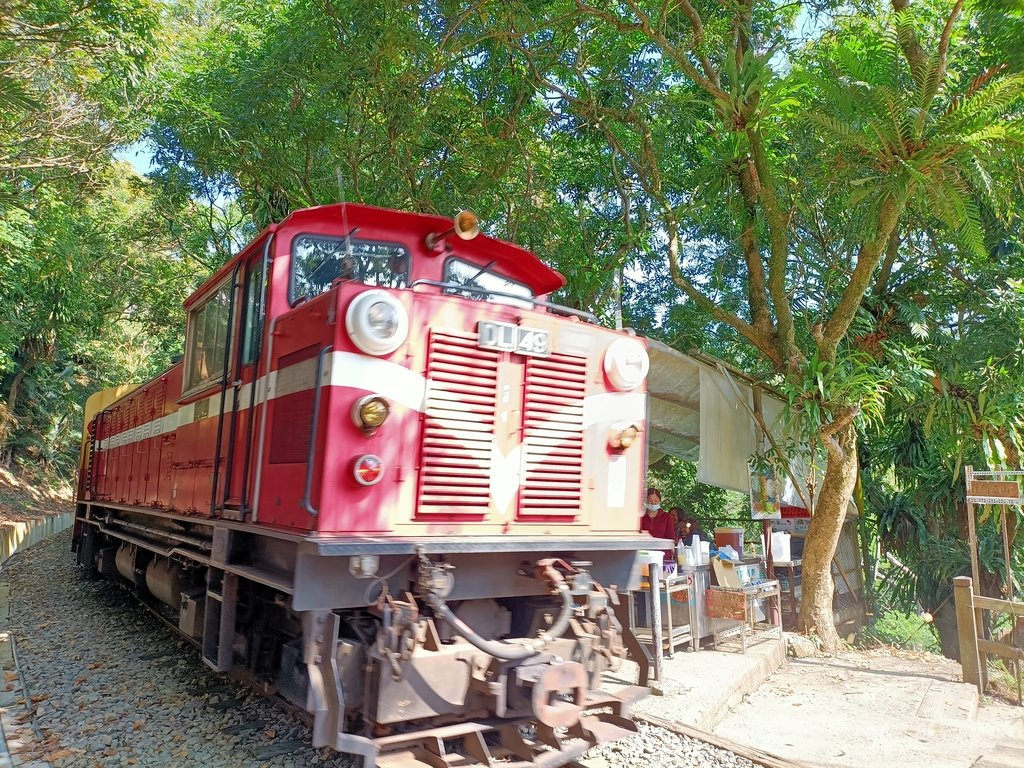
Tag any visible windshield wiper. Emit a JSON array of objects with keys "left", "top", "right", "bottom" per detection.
[{"left": 464, "top": 259, "right": 498, "bottom": 288}]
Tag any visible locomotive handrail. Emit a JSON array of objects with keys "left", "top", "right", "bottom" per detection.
[
  {"left": 301, "top": 344, "right": 334, "bottom": 517},
  {"left": 210, "top": 263, "right": 241, "bottom": 516},
  {"left": 407, "top": 279, "right": 598, "bottom": 323},
  {"left": 238, "top": 233, "right": 275, "bottom": 515}
]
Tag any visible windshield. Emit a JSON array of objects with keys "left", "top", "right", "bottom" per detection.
[
  {"left": 442, "top": 257, "right": 535, "bottom": 308},
  {"left": 290, "top": 234, "right": 408, "bottom": 304}
]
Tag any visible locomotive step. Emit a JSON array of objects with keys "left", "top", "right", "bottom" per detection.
[{"left": 374, "top": 710, "right": 639, "bottom": 768}]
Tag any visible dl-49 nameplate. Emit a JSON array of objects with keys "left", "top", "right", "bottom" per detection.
[{"left": 477, "top": 321, "right": 551, "bottom": 357}]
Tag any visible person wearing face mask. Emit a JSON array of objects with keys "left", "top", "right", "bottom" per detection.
[{"left": 640, "top": 487, "right": 675, "bottom": 563}]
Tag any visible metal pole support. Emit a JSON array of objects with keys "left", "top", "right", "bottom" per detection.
[{"left": 650, "top": 565, "right": 664, "bottom": 683}]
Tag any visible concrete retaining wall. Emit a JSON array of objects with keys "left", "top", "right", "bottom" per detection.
[{"left": 0, "top": 512, "right": 73, "bottom": 567}]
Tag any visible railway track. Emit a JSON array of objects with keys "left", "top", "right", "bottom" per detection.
[
  {"left": 1, "top": 531, "right": 811, "bottom": 768},
  {"left": 631, "top": 715, "right": 813, "bottom": 768}
]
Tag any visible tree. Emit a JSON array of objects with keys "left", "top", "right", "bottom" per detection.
[
  {"left": 0, "top": 0, "right": 244, "bottom": 469},
  {"left": 474, "top": 0, "right": 1024, "bottom": 648},
  {"left": 147, "top": 0, "right": 549, "bottom": 225},
  {"left": 0, "top": 163, "right": 205, "bottom": 467},
  {"left": 863, "top": 266, "right": 1024, "bottom": 656},
  {"left": 0, "top": 0, "right": 159, "bottom": 206}
]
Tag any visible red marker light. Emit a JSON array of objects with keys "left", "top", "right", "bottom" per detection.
[{"left": 354, "top": 455, "right": 384, "bottom": 486}]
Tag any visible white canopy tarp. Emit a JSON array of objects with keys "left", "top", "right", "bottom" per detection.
[
  {"left": 646, "top": 339, "right": 812, "bottom": 508},
  {"left": 696, "top": 365, "right": 755, "bottom": 493}
]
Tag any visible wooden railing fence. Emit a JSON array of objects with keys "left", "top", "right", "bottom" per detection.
[{"left": 953, "top": 576, "right": 1023, "bottom": 704}]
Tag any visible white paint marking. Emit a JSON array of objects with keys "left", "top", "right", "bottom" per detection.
[{"left": 95, "top": 352, "right": 429, "bottom": 452}]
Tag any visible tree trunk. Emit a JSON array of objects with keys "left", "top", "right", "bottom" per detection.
[
  {"left": 6, "top": 368, "right": 27, "bottom": 415},
  {"left": 797, "top": 422, "right": 859, "bottom": 652},
  {"left": 0, "top": 368, "right": 28, "bottom": 466}
]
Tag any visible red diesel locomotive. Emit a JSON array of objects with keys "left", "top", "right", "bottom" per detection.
[{"left": 74, "top": 204, "right": 657, "bottom": 767}]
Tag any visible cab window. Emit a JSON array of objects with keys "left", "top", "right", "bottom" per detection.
[
  {"left": 442, "top": 257, "right": 535, "bottom": 308},
  {"left": 290, "top": 235, "right": 408, "bottom": 305},
  {"left": 184, "top": 279, "right": 232, "bottom": 392},
  {"left": 241, "top": 258, "right": 265, "bottom": 365}
]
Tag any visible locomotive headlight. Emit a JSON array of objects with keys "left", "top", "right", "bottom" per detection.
[
  {"left": 367, "top": 301, "right": 399, "bottom": 336},
  {"left": 603, "top": 337, "right": 650, "bottom": 390},
  {"left": 345, "top": 289, "right": 409, "bottom": 356},
  {"left": 352, "top": 395, "right": 390, "bottom": 432}
]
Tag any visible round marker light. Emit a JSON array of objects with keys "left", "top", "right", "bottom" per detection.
[
  {"left": 603, "top": 337, "right": 650, "bottom": 391},
  {"left": 354, "top": 454, "right": 384, "bottom": 486},
  {"left": 345, "top": 289, "right": 409, "bottom": 356},
  {"left": 353, "top": 395, "right": 390, "bottom": 432}
]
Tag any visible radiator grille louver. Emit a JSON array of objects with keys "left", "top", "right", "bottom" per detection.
[
  {"left": 418, "top": 331, "right": 499, "bottom": 514},
  {"left": 519, "top": 354, "right": 586, "bottom": 517},
  {"left": 417, "top": 329, "right": 587, "bottom": 519},
  {"left": 269, "top": 346, "right": 318, "bottom": 464}
]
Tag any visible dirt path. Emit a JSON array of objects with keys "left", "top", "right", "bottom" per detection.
[{"left": 714, "top": 647, "right": 1023, "bottom": 768}]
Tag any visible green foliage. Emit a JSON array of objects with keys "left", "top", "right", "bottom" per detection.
[
  {"left": 872, "top": 488, "right": 928, "bottom": 550},
  {"left": 0, "top": 162, "right": 210, "bottom": 468},
  {"left": 858, "top": 609, "right": 940, "bottom": 653},
  {"left": 861, "top": 262, "right": 1024, "bottom": 647},
  {"left": 794, "top": 10, "right": 1023, "bottom": 291},
  {"left": 971, "top": 0, "right": 1024, "bottom": 73},
  {"left": 149, "top": 0, "right": 554, "bottom": 229},
  {"left": 778, "top": 350, "right": 889, "bottom": 436},
  {"left": 645, "top": 456, "right": 751, "bottom": 537},
  {"left": 0, "top": 0, "right": 160, "bottom": 205}
]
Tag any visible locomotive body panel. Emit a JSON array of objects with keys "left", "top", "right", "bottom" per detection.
[{"left": 85, "top": 205, "right": 648, "bottom": 536}]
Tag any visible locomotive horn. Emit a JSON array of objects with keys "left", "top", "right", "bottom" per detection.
[{"left": 425, "top": 210, "right": 480, "bottom": 250}]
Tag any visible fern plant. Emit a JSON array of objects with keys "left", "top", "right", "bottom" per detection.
[{"left": 799, "top": 12, "right": 1024, "bottom": 267}]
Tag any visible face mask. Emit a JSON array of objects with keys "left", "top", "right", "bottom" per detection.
[{"left": 645, "top": 503, "right": 660, "bottom": 512}]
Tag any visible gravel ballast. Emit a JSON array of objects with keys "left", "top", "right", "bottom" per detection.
[
  {"left": 1, "top": 529, "right": 772, "bottom": 767},
  {"left": 582, "top": 721, "right": 759, "bottom": 768},
  {"left": 2, "top": 529, "right": 354, "bottom": 768}
]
